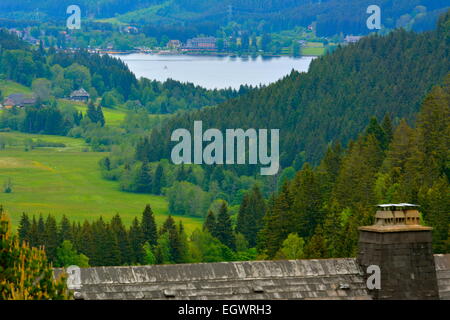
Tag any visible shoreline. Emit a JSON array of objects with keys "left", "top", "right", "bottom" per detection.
[{"left": 96, "top": 49, "right": 321, "bottom": 59}]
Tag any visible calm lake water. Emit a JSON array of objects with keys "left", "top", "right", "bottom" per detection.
[{"left": 113, "top": 54, "right": 314, "bottom": 90}]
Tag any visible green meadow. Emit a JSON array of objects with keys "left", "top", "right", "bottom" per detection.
[
  {"left": 0, "top": 79, "right": 32, "bottom": 96},
  {"left": 0, "top": 132, "right": 203, "bottom": 233}
]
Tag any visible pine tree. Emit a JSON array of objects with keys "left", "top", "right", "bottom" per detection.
[
  {"left": 332, "top": 133, "right": 384, "bottom": 212},
  {"left": 36, "top": 214, "right": 45, "bottom": 246},
  {"left": 203, "top": 210, "right": 217, "bottom": 236},
  {"left": 317, "top": 142, "right": 343, "bottom": 201},
  {"left": 18, "top": 213, "right": 31, "bottom": 244},
  {"left": 110, "top": 214, "right": 131, "bottom": 265},
  {"left": 161, "top": 215, "right": 177, "bottom": 235},
  {"left": 43, "top": 215, "right": 59, "bottom": 263},
  {"left": 419, "top": 176, "right": 450, "bottom": 253},
  {"left": 29, "top": 216, "right": 38, "bottom": 248},
  {"left": 161, "top": 216, "right": 186, "bottom": 263},
  {"left": 135, "top": 161, "right": 152, "bottom": 193},
  {"left": 322, "top": 200, "right": 344, "bottom": 258},
  {"left": 304, "top": 225, "right": 327, "bottom": 259},
  {"left": 152, "top": 164, "right": 165, "bottom": 195},
  {"left": 79, "top": 221, "right": 95, "bottom": 265},
  {"left": 258, "top": 183, "right": 294, "bottom": 258},
  {"left": 236, "top": 185, "right": 266, "bottom": 247},
  {"left": 141, "top": 204, "right": 158, "bottom": 247},
  {"left": 366, "top": 117, "right": 389, "bottom": 151},
  {"left": 155, "top": 232, "right": 172, "bottom": 264},
  {"left": 215, "top": 202, "right": 235, "bottom": 250},
  {"left": 86, "top": 101, "right": 98, "bottom": 123},
  {"left": 176, "top": 222, "right": 189, "bottom": 263},
  {"left": 236, "top": 194, "right": 250, "bottom": 239},
  {"left": 416, "top": 81, "right": 450, "bottom": 185},
  {"left": 96, "top": 105, "right": 105, "bottom": 127},
  {"left": 58, "top": 215, "right": 72, "bottom": 245},
  {"left": 129, "top": 217, "right": 145, "bottom": 264},
  {"left": 291, "top": 164, "right": 324, "bottom": 238},
  {"left": 384, "top": 120, "right": 421, "bottom": 202},
  {"left": 381, "top": 114, "right": 393, "bottom": 148},
  {"left": 103, "top": 223, "right": 121, "bottom": 266}
]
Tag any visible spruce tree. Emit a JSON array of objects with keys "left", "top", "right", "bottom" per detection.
[
  {"left": 161, "top": 215, "right": 177, "bottom": 235},
  {"left": 79, "top": 221, "right": 95, "bottom": 265},
  {"left": 152, "top": 164, "right": 165, "bottom": 195},
  {"left": 141, "top": 204, "right": 158, "bottom": 247},
  {"left": 37, "top": 214, "right": 45, "bottom": 246},
  {"left": 29, "top": 216, "right": 38, "bottom": 248},
  {"left": 236, "top": 185, "right": 266, "bottom": 247},
  {"left": 203, "top": 210, "right": 217, "bottom": 236},
  {"left": 304, "top": 225, "right": 327, "bottom": 259},
  {"left": 103, "top": 222, "right": 121, "bottom": 266},
  {"left": 291, "top": 164, "right": 324, "bottom": 238},
  {"left": 129, "top": 217, "right": 145, "bottom": 264},
  {"left": 96, "top": 105, "right": 105, "bottom": 127},
  {"left": 86, "top": 101, "right": 98, "bottom": 123},
  {"left": 419, "top": 176, "right": 450, "bottom": 253},
  {"left": 58, "top": 215, "right": 72, "bottom": 245},
  {"left": 44, "top": 215, "right": 59, "bottom": 263},
  {"left": 135, "top": 161, "right": 152, "bottom": 193},
  {"left": 176, "top": 222, "right": 189, "bottom": 263},
  {"left": 215, "top": 202, "right": 236, "bottom": 250},
  {"left": 18, "top": 213, "right": 31, "bottom": 244},
  {"left": 110, "top": 214, "right": 131, "bottom": 265},
  {"left": 236, "top": 194, "right": 250, "bottom": 243},
  {"left": 381, "top": 114, "right": 393, "bottom": 147},
  {"left": 258, "top": 183, "right": 294, "bottom": 258}
]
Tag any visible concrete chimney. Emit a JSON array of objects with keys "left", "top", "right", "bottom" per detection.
[{"left": 357, "top": 204, "right": 439, "bottom": 299}]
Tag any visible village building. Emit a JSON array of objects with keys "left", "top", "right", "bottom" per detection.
[
  {"left": 57, "top": 204, "right": 450, "bottom": 300},
  {"left": 184, "top": 37, "right": 217, "bottom": 51},
  {"left": 69, "top": 88, "right": 90, "bottom": 102},
  {"left": 344, "top": 35, "right": 363, "bottom": 44},
  {"left": 3, "top": 93, "right": 37, "bottom": 108},
  {"left": 167, "top": 40, "right": 182, "bottom": 50},
  {"left": 123, "top": 26, "right": 139, "bottom": 34}
]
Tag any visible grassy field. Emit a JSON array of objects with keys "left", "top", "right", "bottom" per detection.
[
  {"left": 0, "top": 80, "right": 32, "bottom": 96},
  {"left": 59, "top": 99, "right": 127, "bottom": 127},
  {"left": 0, "top": 79, "right": 128, "bottom": 127},
  {"left": 301, "top": 47, "right": 326, "bottom": 56},
  {"left": 0, "top": 132, "right": 203, "bottom": 233}
]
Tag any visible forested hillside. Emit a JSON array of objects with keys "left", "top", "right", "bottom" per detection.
[
  {"left": 0, "top": 0, "right": 447, "bottom": 37},
  {"left": 16, "top": 75, "right": 449, "bottom": 267},
  {"left": 142, "top": 12, "right": 450, "bottom": 170}
]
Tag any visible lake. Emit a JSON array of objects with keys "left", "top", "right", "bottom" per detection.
[{"left": 113, "top": 54, "right": 314, "bottom": 90}]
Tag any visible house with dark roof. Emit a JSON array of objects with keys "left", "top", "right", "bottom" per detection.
[
  {"left": 56, "top": 205, "right": 450, "bottom": 300},
  {"left": 3, "top": 93, "right": 36, "bottom": 108},
  {"left": 69, "top": 88, "right": 90, "bottom": 102}
]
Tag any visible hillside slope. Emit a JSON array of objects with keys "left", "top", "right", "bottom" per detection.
[
  {"left": 0, "top": 0, "right": 448, "bottom": 36},
  {"left": 144, "top": 11, "right": 450, "bottom": 171}
]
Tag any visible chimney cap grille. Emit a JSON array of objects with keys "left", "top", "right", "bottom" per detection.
[{"left": 376, "top": 203, "right": 419, "bottom": 209}]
